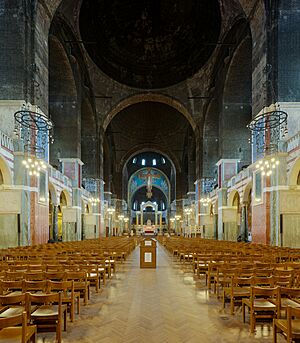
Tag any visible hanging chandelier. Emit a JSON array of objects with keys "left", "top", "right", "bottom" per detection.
[
  {"left": 247, "top": 108, "right": 288, "bottom": 156},
  {"left": 14, "top": 106, "right": 54, "bottom": 177}
]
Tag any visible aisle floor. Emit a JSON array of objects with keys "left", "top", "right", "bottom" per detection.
[{"left": 38, "top": 243, "right": 284, "bottom": 343}]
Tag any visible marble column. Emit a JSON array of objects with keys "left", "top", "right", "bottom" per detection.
[{"left": 52, "top": 205, "right": 58, "bottom": 242}]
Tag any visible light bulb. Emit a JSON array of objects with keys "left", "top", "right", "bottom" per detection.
[
  {"left": 269, "top": 170, "right": 272, "bottom": 175},
  {"left": 256, "top": 164, "right": 260, "bottom": 169},
  {"left": 271, "top": 158, "right": 275, "bottom": 162},
  {"left": 29, "top": 171, "right": 33, "bottom": 176},
  {"left": 28, "top": 158, "right": 32, "bottom": 163},
  {"left": 276, "top": 161, "right": 280, "bottom": 165},
  {"left": 260, "top": 167, "right": 264, "bottom": 171},
  {"left": 25, "top": 165, "right": 29, "bottom": 169},
  {"left": 272, "top": 164, "right": 276, "bottom": 169},
  {"left": 22, "top": 160, "right": 27, "bottom": 165},
  {"left": 262, "top": 171, "right": 266, "bottom": 176},
  {"left": 34, "top": 161, "right": 38, "bottom": 166}
]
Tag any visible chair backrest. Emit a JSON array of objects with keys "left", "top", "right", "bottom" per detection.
[
  {"left": 0, "top": 292, "right": 26, "bottom": 306},
  {"left": 23, "top": 280, "right": 47, "bottom": 293},
  {"left": 287, "top": 306, "right": 300, "bottom": 340},
  {"left": 251, "top": 286, "right": 278, "bottom": 305},
  {"left": 0, "top": 280, "right": 23, "bottom": 294},
  {"left": 44, "top": 271, "right": 66, "bottom": 281},
  {"left": 26, "top": 291, "right": 61, "bottom": 307},
  {"left": 0, "top": 310, "right": 25, "bottom": 329},
  {"left": 47, "top": 280, "right": 74, "bottom": 296},
  {"left": 25, "top": 272, "right": 45, "bottom": 281}
]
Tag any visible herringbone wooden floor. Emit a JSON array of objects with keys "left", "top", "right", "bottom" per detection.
[{"left": 38, "top": 243, "right": 284, "bottom": 343}]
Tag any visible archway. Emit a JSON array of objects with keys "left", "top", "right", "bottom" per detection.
[
  {"left": 103, "top": 94, "right": 196, "bottom": 131},
  {"left": 49, "top": 35, "right": 80, "bottom": 166},
  {"left": 288, "top": 158, "right": 300, "bottom": 186}
]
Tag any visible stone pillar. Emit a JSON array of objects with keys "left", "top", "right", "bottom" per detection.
[
  {"left": 159, "top": 213, "right": 162, "bottom": 230},
  {"left": 155, "top": 212, "right": 158, "bottom": 226},
  {"left": 240, "top": 205, "right": 247, "bottom": 242},
  {"left": 52, "top": 205, "right": 59, "bottom": 241},
  {"left": 136, "top": 213, "right": 139, "bottom": 226},
  {"left": 217, "top": 188, "right": 228, "bottom": 240}
]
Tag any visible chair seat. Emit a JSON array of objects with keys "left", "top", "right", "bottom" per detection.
[
  {"left": 281, "top": 298, "right": 300, "bottom": 309},
  {"left": 232, "top": 287, "right": 251, "bottom": 296},
  {"left": 0, "top": 306, "right": 24, "bottom": 318},
  {"left": 31, "top": 304, "right": 67, "bottom": 317},
  {"left": 276, "top": 319, "right": 300, "bottom": 335},
  {"left": 0, "top": 325, "right": 36, "bottom": 343},
  {"left": 254, "top": 299, "right": 276, "bottom": 309},
  {"left": 243, "top": 298, "right": 276, "bottom": 309}
]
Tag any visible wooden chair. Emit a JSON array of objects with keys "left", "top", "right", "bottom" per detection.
[
  {"left": 0, "top": 311, "right": 36, "bottom": 343},
  {"left": 27, "top": 292, "right": 67, "bottom": 343},
  {"left": 273, "top": 306, "right": 300, "bottom": 343},
  {"left": 65, "top": 271, "right": 90, "bottom": 305},
  {"left": 47, "top": 280, "right": 79, "bottom": 322},
  {"left": 0, "top": 293, "right": 28, "bottom": 319},
  {"left": 222, "top": 276, "right": 253, "bottom": 315},
  {"left": 274, "top": 287, "right": 300, "bottom": 319},
  {"left": 242, "top": 286, "right": 277, "bottom": 332}
]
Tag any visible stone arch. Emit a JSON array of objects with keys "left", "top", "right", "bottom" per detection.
[
  {"left": 228, "top": 190, "right": 240, "bottom": 207},
  {"left": 127, "top": 167, "right": 171, "bottom": 205},
  {"left": 48, "top": 182, "right": 58, "bottom": 206},
  {"left": 202, "top": 99, "right": 219, "bottom": 178},
  {"left": 59, "top": 189, "right": 72, "bottom": 207},
  {"left": 221, "top": 31, "right": 252, "bottom": 165},
  {"left": 242, "top": 181, "right": 253, "bottom": 203},
  {"left": 49, "top": 34, "right": 80, "bottom": 166},
  {"left": 288, "top": 158, "right": 300, "bottom": 186},
  {"left": 103, "top": 93, "right": 196, "bottom": 131},
  {"left": 121, "top": 147, "right": 179, "bottom": 176},
  {"left": 81, "top": 97, "right": 98, "bottom": 178},
  {"left": 0, "top": 156, "right": 13, "bottom": 185}
]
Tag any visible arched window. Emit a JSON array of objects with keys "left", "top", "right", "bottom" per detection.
[
  {"left": 0, "top": 170, "right": 3, "bottom": 185},
  {"left": 152, "top": 159, "right": 156, "bottom": 166},
  {"left": 297, "top": 171, "right": 300, "bottom": 185},
  {"left": 162, "top": 202, "right": 165, "bottom": 210},
  {"left": 132, "top": 157, "right": 137, "bottom": 164},
  {"left": 161, "top": 157, "right": 166, "bottom": 164},
  {"left": 141, "top": 159, "right": 146, "bottom": 166}
]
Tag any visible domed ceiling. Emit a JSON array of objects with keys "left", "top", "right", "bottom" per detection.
[{"left": 79, "top": 0, "right": 221, "bottom": 89}]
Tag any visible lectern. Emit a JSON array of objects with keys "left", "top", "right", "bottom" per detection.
[{"left": 140, "top": 238, "right": 157, "bottom": 268}]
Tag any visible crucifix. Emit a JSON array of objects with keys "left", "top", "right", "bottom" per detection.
[{"left": 139, "top": 168, "right": 160, "bottom": 199}]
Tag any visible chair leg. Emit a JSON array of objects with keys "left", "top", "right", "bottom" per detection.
[
  {"left": 230, "top": 297, "right": 234, "bottom": 315},
  {"left": 71, "top": 300, "right": 74, "bottom": 322},
  {"left": 273, "top": 321, "right": 277, "bottom": 343},
  {"left": 77, "top": 297, "right": 80, "bottom": 314},
  {"left": 250, "top": 311, "right": 255, "bottom": 333},
  {"left": 242, "top": 303, "right": 245, "bottom": 323}
]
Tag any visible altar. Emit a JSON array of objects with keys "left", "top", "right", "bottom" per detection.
[{"left": 144, "top": 219, "right": 156, "bottom": 235}]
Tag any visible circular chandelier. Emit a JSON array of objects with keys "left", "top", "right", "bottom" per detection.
[
  {"left": 14, "top": 106, "right": 54, "bottom": 177},
  {"left": 247, "top": 109, "right": 288, "bottom": 156}
]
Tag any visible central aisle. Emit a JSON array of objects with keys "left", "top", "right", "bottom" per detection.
[{"left": 60, "top": 243, "right": 283, "bottom": 343}]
